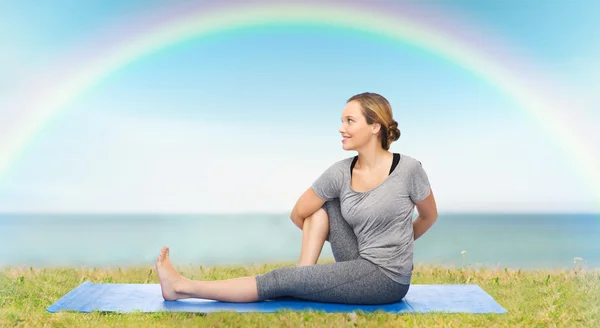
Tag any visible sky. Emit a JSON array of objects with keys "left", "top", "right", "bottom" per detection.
[{"left": 0, "top": 0, "right": 598, "bottom": 213}]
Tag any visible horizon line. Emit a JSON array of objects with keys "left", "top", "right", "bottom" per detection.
[{"left": 0, "top": 211, "right": 598, "bottom": 216}]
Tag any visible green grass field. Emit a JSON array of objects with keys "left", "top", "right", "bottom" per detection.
[{"left": 1, "top": 261, "right": 599, "bottom": 327}]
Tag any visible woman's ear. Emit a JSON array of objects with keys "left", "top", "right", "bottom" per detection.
[{"left": 372, "top": 122, "right": 381, "bottom": 135}]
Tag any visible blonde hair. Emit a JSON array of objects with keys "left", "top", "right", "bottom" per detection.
[{"left": 347, "top": 92, "right": 400, "bottom": 150}]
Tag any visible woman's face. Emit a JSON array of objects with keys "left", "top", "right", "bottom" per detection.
[{"left": 339, "top": 101, "right": 378, "bottom": 151}]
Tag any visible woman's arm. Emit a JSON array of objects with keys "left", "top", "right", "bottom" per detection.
[
  {"left": 412, "top": 188, "right": 438, "bottom": 240},
  {"left": 290, "top": 187, "right": 326, "bottom": 230}
]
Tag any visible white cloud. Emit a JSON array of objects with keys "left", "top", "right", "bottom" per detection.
[
  {"left": 0, "top": 110, "right": 597, "bottom": 213},
  {"left": 0, "top": 111, "right": 341, "bottom": 213}
]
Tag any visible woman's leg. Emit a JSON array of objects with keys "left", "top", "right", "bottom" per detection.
[
  {"left": 323, "top": 198, "right": 360, "bottom": 262},
  {"left": 297, "top": 207, "right": 329, "bottom": 266},
  {"left": 256, "top": 258, "right": 409, "bottom": 304},
  {"left": 156, "top": 199, "right": 405, "bottom": 304},
  {"left": 156, "top": 246, "right": 260, "bottom": 302},
  {"left": 297, "top": 198, "right": 360, "bottom": 266},
  {"left": 156, "top": 246, "right": 409, "bottom": 304}
]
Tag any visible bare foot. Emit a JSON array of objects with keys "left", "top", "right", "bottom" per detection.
[{"left": 156, "top": 246, "right": 187, "bottom": 301}]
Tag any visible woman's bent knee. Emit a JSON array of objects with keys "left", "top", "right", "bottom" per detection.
[
  {"left": 310, "top": 207, "right": 329, "bottom": 226},
  {"left": 302, "top": 207, "right": 329, "bottom": 230}
]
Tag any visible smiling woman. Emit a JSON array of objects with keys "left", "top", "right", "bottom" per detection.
[
  {"left": 341, "top": 93, "right": 400, "bottom": 151},
  {"left": 155, "top": 91, "right": 438, "bottom": 304}
]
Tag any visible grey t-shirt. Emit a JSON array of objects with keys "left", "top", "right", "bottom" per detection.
[{"left": 311, "top": 153, "right": 431, "bottom": 285}]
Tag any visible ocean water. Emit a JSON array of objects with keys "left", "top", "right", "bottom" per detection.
[{"left": 0, "top": 213, "right": 598, "bottom": 270}]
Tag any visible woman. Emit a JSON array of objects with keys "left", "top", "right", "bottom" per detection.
[{"left": 156, "top": 92, "right": 438, "bottom": 304}]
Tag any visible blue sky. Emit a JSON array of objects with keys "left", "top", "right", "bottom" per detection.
[{"left": 0, "top": 0, "right": 598, "bottom": 213}]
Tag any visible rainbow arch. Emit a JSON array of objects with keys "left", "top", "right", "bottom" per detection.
[{"left": 1, "top": 1, "right": 598, "bottom": 206}]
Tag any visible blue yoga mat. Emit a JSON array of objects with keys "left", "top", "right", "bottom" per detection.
[{"left": 47, "top": 282, "right": 506, "bottom": 314}]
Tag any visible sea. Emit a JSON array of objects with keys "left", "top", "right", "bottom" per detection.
[{"left": 0, "top": 213, "right": 598, "bottom": 270}]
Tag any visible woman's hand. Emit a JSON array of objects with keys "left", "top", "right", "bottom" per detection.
[{"left": 413, "top": 188, "right": 438, "bottom": 240}]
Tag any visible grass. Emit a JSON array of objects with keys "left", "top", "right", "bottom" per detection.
[{"left": 1, "top": 260, "right": 599, "bottom": 327}]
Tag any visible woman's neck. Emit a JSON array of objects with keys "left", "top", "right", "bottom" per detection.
[{"left": 355, "top": 149, "right": 393, "bottom": 172}]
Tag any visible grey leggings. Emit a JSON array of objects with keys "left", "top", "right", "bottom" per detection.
[{"left": 255, "top": 198, "right": 410, "bottom": 304}]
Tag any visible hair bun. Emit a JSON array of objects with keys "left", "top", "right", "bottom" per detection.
[{"left": 387, "top": 120, "right": 401, "bottom": 142}]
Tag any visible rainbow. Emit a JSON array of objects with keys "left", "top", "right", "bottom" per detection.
[{"left": 1, "top": 0, "right": 599, "bottom": 206}]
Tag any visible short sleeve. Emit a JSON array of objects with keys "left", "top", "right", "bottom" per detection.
[
  {"left": 409, "top": 161, "right": 431, "bottom": 203},
  {"left": 311, "top": 162, "right": 344, "bottom": 201}
]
